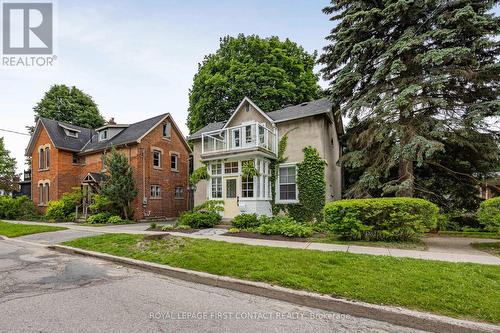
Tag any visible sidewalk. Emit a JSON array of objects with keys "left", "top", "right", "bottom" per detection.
[{"left": 7, "top": 220, "right": 500, "bottom": 265}]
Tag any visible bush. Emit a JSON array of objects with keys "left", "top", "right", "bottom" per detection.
[
  {"left": 440, "top": 210, "right": 480, "bottom": 231},
  {"left": 161, "top": 225, "right": 174, "bottom": 231},
  {"left": 107, "top": 215, "right": 124, "bottom": 224},
  {"left": 193, "top": 200, "right": 224, "bottom": 214},
  {"left": 179, "top": 211, "right": 221, "bottom": 229},
  {"left": 478, "top": 197, "right": 500, "bottom": 233},
  {"left": 0, "top": 196, "right": 35, "bottom": 220},
  {"left": 257, "top": 217, "right": 312, "bottom": 238},
  {"left": 45, "top": 188, "right": 82, "bottom": 221},
  {"left": 324, "top": 198, "right": 439, "bottom": 241},
  {"left": 232, "top": 214, "right": 259, "bottom": 229},
  {"left": 228, "top": 227, "right": 240, "bottom": 233},
  {"left": 87, "top": 212, "right": 113, "bottom": 224},
  {"left": 45, "top": 201, "right": 67, "bottom": 221},
  {"left": 176, "top": 224, "right": 191, "bottom": 230}
]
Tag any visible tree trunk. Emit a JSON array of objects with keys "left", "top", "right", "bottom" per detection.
[
  {"left": 397, "top": 158, "right": 414, "bottom": 197},
  {"left": 123, "top": 205, "right": 129, "bottom": 220}
]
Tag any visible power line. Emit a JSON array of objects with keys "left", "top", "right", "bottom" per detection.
[{"left": 0, "top": 128, "right": 30, "bottom": 136}]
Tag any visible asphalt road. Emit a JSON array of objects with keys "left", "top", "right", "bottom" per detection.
[{"left": 0, "top": 239, "right": 425, "bottom": 333}]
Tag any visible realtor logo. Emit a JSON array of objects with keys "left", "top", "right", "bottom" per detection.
[{"left": 2, "top": 2, "right": 53, "bottom": 54}]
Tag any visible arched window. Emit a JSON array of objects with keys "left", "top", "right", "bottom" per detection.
[
  {"left": 45, "top": 147, "right": 50, "bottom": 169},
  {"left": 39, "top": 148, "right": 44, "bottom": 169}
]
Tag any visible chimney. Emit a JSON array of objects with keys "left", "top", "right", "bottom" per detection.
[{"left": 108, "top": 117, "right": 116, "bottom": 125}]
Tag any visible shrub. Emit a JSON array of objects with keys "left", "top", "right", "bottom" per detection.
[
  {"left": 87, "top": 212, "right": 113, "bottom": 224},
  {"left": 478, "top": 197, "right": 500, "bottom": 233},
  {"left": 150, "top": 222, "right": 157, "bottom": 229},
  {"left": 257, "top": 217, "right": 312, "bottom": 238},
  {"left": 232, "top": 214, "right": 259, "bottom": 229},
  {"left": 161, "top": 225, "right": 174, "bottom": 231},
  {"left": 228, "top": 227, "right": 240, "bottom": 233},
  {"left": 89, "top": 194, "right": 114, "bottom": 214},
  {"left": 107, "top": 215, "right": 124, "bottom": 224},
  {"left": 0, "top": 196, "right": 35, "bottom": 220},
  {"left": 176, "top": 224, "right": 191, "bottom": 230},
  {"left": 324, "top": 198, "right": 439, "bottom": 241},
  {"left": 45, "top": 201, "right": 67, "bottom": 221},
  {"left": 193, "top": 200, "right": 224, "bottom": 214},
  {"left": 179, "top": 211, "right": 221, "bottom": 229}
]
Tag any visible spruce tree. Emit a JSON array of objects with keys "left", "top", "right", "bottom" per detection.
[
  {"left": 320, "top": 0, "right": 499, "bottom": 198},
  {"left": 101, "top": 148, "right": 138, "bottom": 220},
  {"left": 0, "top": 138, "right": 17, "bottom": 193}
]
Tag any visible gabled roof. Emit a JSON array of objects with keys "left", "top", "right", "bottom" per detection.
[
  {"left": 188, "top": 97, "right": 337, "bottom": 140},
  {"left": 25, "top": 118, "right": 95, "bottom": 155},
  {"left": 81, "top": 113, "right": 169, "bottom": 153},
  {"left": 223, "top": 97, "right": 274, "bottom": 129}
]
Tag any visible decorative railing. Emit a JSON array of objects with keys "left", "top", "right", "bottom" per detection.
[{"left": 201, "top": 123, "right": 276, "bottom": 155}]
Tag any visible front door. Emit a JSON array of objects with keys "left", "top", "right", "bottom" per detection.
[{"left": 224, "top": 177, "right": 239, "bottom": 219}]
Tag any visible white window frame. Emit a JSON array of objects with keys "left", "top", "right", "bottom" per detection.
[
  {"left": 276, "top": 163, "right": 299, "bottom": 204},
  {"left": 99, "top": 130, "right": 108, "bottom": 141},
  {"left": 210, "top": 176, "right": 223, "bottom": 199},
  {"left": 152, "top": 150, "right": 162, "bottom": 169},
  {"left": 224, "top": 161, "right": 238, "bottom": 174},
  {"left": 150, "top": 185, "right": 161, "bottom": 199},
  {"left": 175, "top": 186, "right": 183, "bottom": 199},
  {"left": 163, "top": 123, "right": 171, "bottom": 139},
  {"left": 231, "top": 128, "right": 240, "bottom": 148}
]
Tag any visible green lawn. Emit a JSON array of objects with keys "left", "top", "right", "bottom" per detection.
[
  {"left": 64, "top": 233, "right": 500, "bottom": 323},
  {"left": 0, "top": 221, "right": 66, "bottom": 237},
  {"left": 472, "top": 242, "right": 500, "bottom": 257}
]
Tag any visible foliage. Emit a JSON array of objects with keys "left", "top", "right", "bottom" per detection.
[
  {"left": 0, "top": 221, "right": 65, "bottom": 238},
  {"left": 0, "top": 196, "right": 35, "bottom": 220},
  {"left": 295, "top": 147, "right": 326, "bottom": 221},
  {"left": 89, "top": 194, "right": 115, "bottom": 214},
  {"left": 33, "top": 84, "right": 105, "bottom": 128},
  {"left": 320, "top": 1, "right": 500, "bottom": 198},
  {"left": 187, "top": 34, "right": 320, "bottom": 133},
  {"left": 107, "top": 215, "right": 124, "bottom": 224},
  {"left": 0, "top": 137, "right": 18, "bottom": 193},
  {"left": 101, "top": 148, "right": 138, "bottom": 220},
  {"left": 228, "top": 227, "right": 240, "bottom": 234},
  {"left": 256, "top": 215, "right": 312, "bottom": 238},
  {"left": 176, "top": 224, "right": 191, "bottom": 230},
  {"left": 150, "top": 222, "right": 157, "bottom": 229},
  {"left": 190, "top": 166, "right": 210, "bottom": 185},
  {"left": 193, "top": 200, "right": 224, "bottom": 213},
  {"left": 161, "top": 225, "right": 174, "bottom": 231},
  {"left": 478, "top": 197, "right": 500, "bottom": 233},
  {"left": 178, "top": 211, "right": 221, "bottom": 229},
  {"left": 45, "top": 188, "right": 82, "bottom": 221},
  {"left": 232, "top": 213, "right": 259, "bottom": 229},
  {"left": 270, "top": 130, "right": 290, "bottom": 214},
  {"left": 241, "top": 161, "right": 260, "bottom": 178},
  {"left": 324, "top": 198, "right": 439, "bottom": 241},
  {"left": 439, "top": 210, "right": 480, "bottom": 231},
  {"left": 87, "top": 212, "right": 113, "bottom": 224},
  {"left": 64, "top": 233, "right": 500, "bottom": 323}
]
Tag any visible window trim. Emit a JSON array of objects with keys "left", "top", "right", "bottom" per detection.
[
  {"left": 174, "top": 186, "right": 184, "bottom": 199},
  {"left": 241, "top": 175, "right": 254, "bottom": 198},
  {"left": 210, "top": 176, "right": 223, "bottom": 199},
  {"left": 152, "top": 150, "right": 162, "bottom": 169},
  {"left": 163, "top": 123, "right": 171, "bottom": 139},
  {"left": 99, "top": 130, "right": 108, "bottom": 141},
  {"left": 276, "top": 163, "right": 299, "bottom": 204},
  {"left": 150, "top": 185, "right": 161, "bottom": 199},
  {"left": 170, "top": 153, "right": 178, "bottom": 172},
  {"left": 224, "top": 161, "right": 238, "bottom": 174}
]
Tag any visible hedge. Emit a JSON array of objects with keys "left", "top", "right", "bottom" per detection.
[
  {"left": 324, "top": 198, "right": 439, "bottom": 241},
  {"left": 478, "top": 197, "right": 500, "bottom": 233},
  {"left": 0, "top": 196, "right": 35, "bottom": 220},
  {"left": 178, "top": 211, "right": 221, "bottom": 229}
]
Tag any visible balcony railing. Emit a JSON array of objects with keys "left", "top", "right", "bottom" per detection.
[{"left": 202, "top": 123, "right": 276, "bottom": 155}]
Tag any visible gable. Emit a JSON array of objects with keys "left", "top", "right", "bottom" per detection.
[{"left": 224, "top": 97, "right": 274, "bottom": 129}]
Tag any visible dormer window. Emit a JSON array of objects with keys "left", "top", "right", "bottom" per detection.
[
  {"left": 59, "top": 124, "right": 81, "bottom": 138},
  {"left": 66, "top": 129, "right": 78, "bottom": 138},
  {"left": 99, "top": 130, "right": 108, "bottom": 141}
]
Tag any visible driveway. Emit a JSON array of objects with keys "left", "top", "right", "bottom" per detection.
[
  {"left": 422, "top": 236, "right": 499, "bottom": 255},
  {"left": 0, "top": 239, "right": 423, "bottom": 333}
]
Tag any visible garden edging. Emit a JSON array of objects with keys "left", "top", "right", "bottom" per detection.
[{"left": 48, "top": 243, "right": 499, "bottom": 333}]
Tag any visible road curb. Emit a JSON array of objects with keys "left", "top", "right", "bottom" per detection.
[{"left": 49, "top": 244, "right": 499, "bottom": 333}]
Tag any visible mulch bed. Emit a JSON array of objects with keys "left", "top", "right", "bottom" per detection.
[{"left": 222, "top": 231, "right": 309, "bottom": 242}]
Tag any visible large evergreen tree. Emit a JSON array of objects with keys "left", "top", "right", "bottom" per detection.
[
  {"left": 187, "top": 34, "right": 321, "bottom": 133},
  {"left": 0, "top": 137, "right": 18, "bottom": 193},
  {"left": 34, "top": 84, "right": 105, "bottom": 129},
  {"left": 101, "top": 149, "right": 138, "bottom": 220},
  {"left": 320, "top": 0, "right": 499, "bottom": 199}
]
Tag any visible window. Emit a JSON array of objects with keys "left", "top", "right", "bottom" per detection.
[
  {"left": 153, "top": 150, "right": 162, "bottom": 168},
  {"left": 210, "top": 163, "right": 222, "bottom": 175},
  {"left": 175, "top": 186, "right": 183, "bottom": 199},
  {"left": 242, "top": 176, "right": 254, "bottom": 198},
  {"left": 224, "top": 162, "right": 238, "bottom": 174},
  {"left": 278, "top": 165, "right": 297, "bottom": 202},
  {"left": 99, "top": 130, "right": 108, "bottom": 141},
  {"left": 45, "top": 148, "right": 50, "bottom": 169},
  {"left": 211, "top": 177, "right": 222, "bottom": 198},
  {"left": 38, "top": 185, "right": 43, "bottom": 204},
  {"left": 150, "top": 185, "right": 161, "bottom": 198},
  {"left": 226, "top": 179, "right": 237, "bottom": 198},
  {"left": 170, "top": 154, "right": 178, "bottom": 171},
  {"left": 39, "top": 148, "right": 44, "bottom": 169},
  {"left": 72, "top": 153, "right": 78, "bottom": 164},
  {"left": 45, "top": 183, "right": 50, "bottom": 203},
  {"left": 66, "top": 130, "right": 78, "bottom": 138},
  {"left": 163, "top": 123, "right": 171, "bottom": 139},
  {"left": 258, "top": 126, "right": 265, "bottom": 145},
  {"left": 39, "top": 183, "right": 50, "bottom": 206},
  {"left": 245, "top": 125, "right": 252, "bottom": 143},
  {"left": 231, "top": 129, "right": 240, "bottom": 148}
]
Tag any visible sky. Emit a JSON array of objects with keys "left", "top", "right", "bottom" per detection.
[{"left": 0, "top": 0, "right": 333, "bottom": 172}]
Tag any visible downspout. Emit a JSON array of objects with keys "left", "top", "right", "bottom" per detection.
[{"left": 141, "top": 147, "right": 146, "bottom": 218}]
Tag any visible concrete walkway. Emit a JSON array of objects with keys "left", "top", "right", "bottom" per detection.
[{"left": 6, "top": 220, "right": 500, "bottom": 265}]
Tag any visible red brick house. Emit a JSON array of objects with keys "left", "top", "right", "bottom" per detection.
[{"left": 25, "top": 114, "right": 191, "bottom": 220}]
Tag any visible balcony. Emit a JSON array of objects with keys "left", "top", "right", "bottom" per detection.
[{"left": 201, "top": 123, "right": 276, "bottom": 158}]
